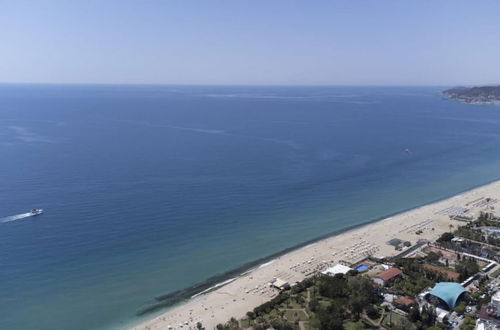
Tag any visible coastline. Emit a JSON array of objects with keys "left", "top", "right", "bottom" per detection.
[
  {"left": 443, "top": 97, "right": 500, "bottom": 105},
  {"left": 441, "top": 93, "right": 500, "bottom": 105},
  {"left": 134, "top": 179, "right": 500, "bottom": 330},
  {"left": 441, "top": 85, "right": 500, "bottom": 105}
]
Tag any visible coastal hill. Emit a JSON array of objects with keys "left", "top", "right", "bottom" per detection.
[{"left": 443, "top": 85, "right": 500, "bottom": 105}]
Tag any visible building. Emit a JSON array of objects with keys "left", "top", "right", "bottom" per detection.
[
  {"left": 372, "top": 267, "right": 403, "bottom": 286},
  {"left": 269, "top": 278, "right": 290, "bottom": 290},
  {"left": 451, "top": 237, "right": 464, "bottom": 243},
  {"left": 475, "top": 319, "right": 498, "bottom": 330},
  {"left": 321, "top": 264, "right": 352, "bottom": 276},
  {"left": 422, "top": 264, "right": 460, "bottom": 281},
  {"left": 477, "top": 291, "right": 500, "bottom": 328},
  {"left": 427, "top": 282, "right": 466, "bottom": 310},
  {"left": 490, "top": 292, "right": 500, "bottom": 316},
  {"left": 478, "top": 308, "right": 500, "bottom": 328},
  {"left": 423, "top": 246, "right": 458, "bottom": 265},
  {"left": 436, "top": 311, "right": 449, "bottom": 323},
  {"left": 393, "top": 296, "right": 417, "bottom": 311}
]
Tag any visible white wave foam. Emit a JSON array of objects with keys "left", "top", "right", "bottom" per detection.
[
  {"left": 258, "top": 260, "right": 275, "bottom": 268},
  {"left": 1, "top": 212, "right": 34, "bottom": 223},
  {"left": 190, "top": 277, "right": 237, "bottom": 299},
  {"left": 240, "top": 268, "right": 256, "bottom": 276}
]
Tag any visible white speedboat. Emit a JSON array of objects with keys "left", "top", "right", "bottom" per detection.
[{"left": 30, "top": 209, "right": 43, "bottom": 216}]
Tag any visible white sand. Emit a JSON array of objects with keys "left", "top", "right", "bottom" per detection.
[{"left": 135, "top": 180, "right": 500, "bottom": 330}]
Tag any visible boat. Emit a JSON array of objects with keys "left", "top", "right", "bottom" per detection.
[{"left": 30, "top": 209, "right": 43, "bottom": 216}]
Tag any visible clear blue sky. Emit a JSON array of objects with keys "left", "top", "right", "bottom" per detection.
[{"left": 2, "top": 1, "right": 500, "bottom": 86}]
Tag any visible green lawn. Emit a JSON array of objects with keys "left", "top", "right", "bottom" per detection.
[
  {"left": 490, "top": 268, "right": 500, "bottom": 278},
  {"left": 286, "top": 300, "right": 303, "bottom": 309},
  {"left": 261, "top": 309, "right": 279, "bottom": 322},
  {"left": 381, "top": 311, "right": 415, "bottom": 330},
  {"left": 284, "top": 309, "right": 309, "bottom": 322},
  {"left": 240, "top": 319, "right": 252, "bottom": 328},
  {"left": 344, "top": 320, "right": 372, "bottom": 330}
]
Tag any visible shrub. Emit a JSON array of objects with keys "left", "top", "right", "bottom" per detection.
[{"left": 365, "top": 304, "right": 380, "bottom": 319}]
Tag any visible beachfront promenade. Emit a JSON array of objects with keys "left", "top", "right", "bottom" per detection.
[{"left": 135, "top": 180, "right": 500, "bottom": 330}]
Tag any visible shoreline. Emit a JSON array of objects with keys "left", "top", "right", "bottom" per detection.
[
  {"left": 134, "top": 178, "right": 500, "bottom": 330},
  {"left": 441, "top": 94, "right": 500, "bottom": 106}
]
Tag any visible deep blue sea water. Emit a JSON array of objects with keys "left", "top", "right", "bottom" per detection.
[{"left": 1, "top": 85, "right": 500, "bottom": 330}]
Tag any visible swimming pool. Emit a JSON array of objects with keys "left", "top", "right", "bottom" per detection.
[{"left": 355, "top": 264, "right": 369, "bottom": 272}]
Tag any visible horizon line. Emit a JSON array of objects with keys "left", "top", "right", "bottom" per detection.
[{"left": 0, "top": 81, "right": 479, "bottom": 88}]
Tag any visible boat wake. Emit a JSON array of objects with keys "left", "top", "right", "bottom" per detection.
[{"left": 1, "top": 212, "right": 35, "bottom": 223}]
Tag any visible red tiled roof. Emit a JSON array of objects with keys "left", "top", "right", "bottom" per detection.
[
  {"left": 422, "top": 264, "right": 460, "bottom": 280},
  {"left": 375, "top": 268, "right": 403, "bottom": 282},
  {"left": 479, "top": 305, "right": 500, "bottom": 323},
  {"left": 424, "top": 247, "right": 457, "bottom": 260},
  {"left": 394, "top": 296, "right": 416, "bottom": 306}
]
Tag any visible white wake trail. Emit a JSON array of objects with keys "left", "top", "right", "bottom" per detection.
[{"left": 1, "top": 212, "right": 34, "bottom": 223}]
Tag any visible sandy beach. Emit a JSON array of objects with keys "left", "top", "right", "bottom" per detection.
[{"left": 135, "top": 180, "right": 500, "bottom": 330}]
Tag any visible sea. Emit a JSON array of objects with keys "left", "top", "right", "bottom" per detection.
[{"left": 1, "top": 84, "right": 500, "bottom": 330}]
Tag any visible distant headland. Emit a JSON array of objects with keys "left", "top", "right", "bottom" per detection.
[{"left": 443, "top": 85, "right": 500, "bottom": 105}]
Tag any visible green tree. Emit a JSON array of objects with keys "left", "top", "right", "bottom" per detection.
[
  {"left": 455, "top": 259, "right": 480, "bottom": 281},
  {"left": 454, "top": 302, "right": 466, "bottom": 315},
  {"left": 318, "top": 273, "right": 348, "bottom": 299},
  {"left": 437, "top": 232, "right": 454, "bottom": 243},
  {"left": 348, "top": 297, "right": 364, "bottom": 320},
  {"left": 309, "top": 299, "right": 320, "bottom": 313},
  {"left": 270, "top": 319, "right": 294, "bottom": 330},
  {"left": 365, "top": 304, "right": 379, "bottom": 319},
  {"left": 420, "top": 304, "right": 436, "bottom": 327},
  {"left": 460, "top": 315, "right": 476, "bottom": 330},
  {"left": 348, "top": 275, "right": 377, "bottom": 304},
  {"left": 425, "top": 252, "right": 442, "bottom": 263},
  {"left": 408, "top": 306, "right": 420, "bottom": 322},
  {"left": 318, "top": 304, "right": 344, "bottom": 330}
]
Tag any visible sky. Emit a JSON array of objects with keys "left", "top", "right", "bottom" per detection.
[{"left": 1, "top": 1, "right": 500, "bottom": 86}]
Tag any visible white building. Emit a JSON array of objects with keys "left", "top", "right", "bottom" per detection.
[
  {"left": 489, "top": 291, "right": 500, "bottom": 317},
  {"left": 321, "top": 264, "right": 352, "bottom": 276},
  {"left": 269, "top": 278, "right": 290, "bottom": 290}
]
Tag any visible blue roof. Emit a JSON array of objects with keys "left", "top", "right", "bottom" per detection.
[
  {"left": 355, "top": 264, "right": 369, "bottom": 272},
  {"left": 429, "top": 282, "right": 466, "bottom": 309}
]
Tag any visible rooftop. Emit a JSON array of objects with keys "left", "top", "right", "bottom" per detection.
[
  {"left": 429, "top": 282, "right": 466, "bottom": 309},
  {"left": 424, "top": 247, "right": 457, "bottom": 260},
  {"left": 270, "top": 278, "right": 289, "bottom": 290},
  {"left": 479, "top": 305, "right": 500, "bottom": 324},
  {"left": 322, "top": 264, "right": 352, "bottom": 276},
  {"left": 374, "top": 267, "right": 402, "bottom": 282},
  {"left": 394, "top": 296, "right": 416, "bottom": 307},
  {"left": 422, "top": 264, "right": 460, "bottom": 280}
]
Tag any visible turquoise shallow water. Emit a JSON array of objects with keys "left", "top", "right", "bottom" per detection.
[{"left": 1, "top": 85, "right": 500, "bottom": 329}]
